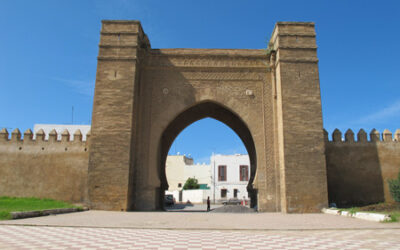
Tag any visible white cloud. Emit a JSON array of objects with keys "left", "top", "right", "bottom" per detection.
[
  {"left": 50, "top": 77, "right": 94, "bottom": 97},
  {"left": 352, "top": 99, "right": 400, "bottom": 125}
]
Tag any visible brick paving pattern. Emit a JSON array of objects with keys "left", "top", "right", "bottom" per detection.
[{"left": 0, "top": 226, "right": 400, "bottom": 249}]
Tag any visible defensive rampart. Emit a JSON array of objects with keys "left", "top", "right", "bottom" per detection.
[
  {"left": 0, "top": 128, "right": 90, "bottom": 204},
  {"left": 325, "top": 128, "right": 400, "bottom": 206},
  {"left": 1, "top": 126, "right": 399, "bottom": 208}
]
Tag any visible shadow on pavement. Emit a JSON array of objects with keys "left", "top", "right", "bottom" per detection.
[{"left": 165, "top": 202, "right": 214, "bottom": 213}]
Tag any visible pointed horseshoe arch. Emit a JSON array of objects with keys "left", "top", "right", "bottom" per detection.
[{"left": 157, "top": 101, "right": 258, "bottom": 209}]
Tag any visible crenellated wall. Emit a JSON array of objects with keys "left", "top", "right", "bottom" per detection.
[
  {"left": 325, "top": 128, "right": 400, "bottom": 207},
  {"left": 0, "top": 128, "right": 90, "bottom": 204},
  {"left": 1, "top": 126, "right": 399, "bottom": 208}
]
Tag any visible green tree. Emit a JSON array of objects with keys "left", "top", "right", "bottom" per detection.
[
  {"left": 183, "top": 177, "right": 200, "bottom": 190},
  {"left": 388, "top": 171, "right": 400, "bottom": 203}
]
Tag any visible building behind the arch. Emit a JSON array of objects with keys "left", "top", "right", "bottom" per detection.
[
  {"left": 165, "top": 154, "right": 252, "bottom": 204},
  {"left": 0, "top": 20, "right": 399, "bottom": 213},
  {"left": 210, "top": 154, "right": 251, "bottom": 202}
]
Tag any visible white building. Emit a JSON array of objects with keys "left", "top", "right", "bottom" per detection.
[
  {"left": 210, "top": 154, "right": 250, "bottom": 203},
  {"left": 165, "top": 154, "right": 250, "bottom": 204}
]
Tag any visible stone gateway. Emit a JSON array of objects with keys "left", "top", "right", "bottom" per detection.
[
  {"left": 1, "top": 20, "right": 399, "bottom": 213},
  {"left": 88, "top": 20, "right": 327, "bottom": 213}
]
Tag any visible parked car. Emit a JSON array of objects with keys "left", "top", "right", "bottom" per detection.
[
  {"left": 164, "top": 194, "right": 175, "bottom": 206},
  {"left": 222, "top": 198, "right": 241, "bottom": 205}
]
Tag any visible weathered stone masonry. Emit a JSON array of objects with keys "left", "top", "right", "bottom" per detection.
[
  {"left": 0, "top": 128, "right": 89, "bottom": 203},
  {"left": 325, "top": 128, "right": 400, "bottom": 206},
  {"left": 1, "top": 127, "right": 399, "bottom": 209},
  {"left": 85, "top": 20, "right": 329, "bottom": 213},
  {"left": 0, "top": 20, "right": 399, "bottom": 212}
]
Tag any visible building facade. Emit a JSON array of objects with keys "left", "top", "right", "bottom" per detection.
[
  {"left": 165, "top": 155, "right": 211, "bottom": 191},
  {"left": 165, "top": 154, "right": 250, "bottom": 204},
  {"left": 210, "top": 154, "right": 250, "bottom": 203}
]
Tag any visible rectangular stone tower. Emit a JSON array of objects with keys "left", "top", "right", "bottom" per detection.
[
  {"left": 88, "top": 21, "right": 149, "bottom": 210},
  {"left": 270, "top": 22, "right": 328, "bottom": 212}
]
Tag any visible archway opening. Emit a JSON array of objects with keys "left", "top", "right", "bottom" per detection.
[{"left": 158, "top": 102, "right": 257, "bottom": 211}]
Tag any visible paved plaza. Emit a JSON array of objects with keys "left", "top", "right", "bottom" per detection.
[
  {"left": 1, "top": 211, "right": 400, "bottom": 249},
  {"left": 1, "top": 225, "right": 400, "bottom": 249},
  {"left": 2, "top": 210, "right": 400, "bottom": 230}
]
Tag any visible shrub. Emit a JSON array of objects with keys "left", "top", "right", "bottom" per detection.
[
  {"left": 183, "top": 177, "right": 200, "bottom": 190},
  {"left": 388, "top": 171, "right": 400, "bottom": 203}
]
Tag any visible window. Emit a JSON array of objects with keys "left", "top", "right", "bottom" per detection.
[
  {"left": 218, "top": 165, "right": 227, "bottom": 181},
  {"left": 221, "top": 189, "right": 227, "bottom": 198},
  {"left": 234, "top": 189, "right": 238, "bottom": 198},
  {"left": 178, "top": 183, "right": 182, "bottom": 188},
  {"left": 240, "top": 165, "right": 248, "bottom": 181}
]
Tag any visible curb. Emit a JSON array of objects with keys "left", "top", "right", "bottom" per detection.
[
  {"left": 322, "top": 208, "right": 391, "bottom": 222},
  {"left": 11, "top": 207, "right": 88, "bottom": 220}
]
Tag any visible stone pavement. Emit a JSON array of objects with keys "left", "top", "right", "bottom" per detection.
[
  {"left": 1, "top": 211, "right": 400, "bottom": 249},
  {"left": 0, "top": 225, "right": 400, "bottom": 249},
  {"left": 2, "top": 211, "right": 400, "bottom": 230}
]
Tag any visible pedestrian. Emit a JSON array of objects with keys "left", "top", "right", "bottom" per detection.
[{"left": 207, "top": 196, "right": 211, "bottom": 212}]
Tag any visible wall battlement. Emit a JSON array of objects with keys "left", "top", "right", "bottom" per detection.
[
  {"left": 325, "top": 128, "right": 400, "bottom": 206},
  {"left": 324, "top": 128, "right": 400, "bottom": 143},
  {"left": 0, "top": 127, "right": 89, "bottom": 203},
  {"left": 0, "top": 128, "right": 90, "bottom": 150}
]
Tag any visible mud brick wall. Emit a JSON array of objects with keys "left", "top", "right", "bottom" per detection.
[
  {"left": 0, "top": 128, "right": 89, "bottom": 203},
  {"left": 325, "top": 129, "right": 400, "bottom": 206}
]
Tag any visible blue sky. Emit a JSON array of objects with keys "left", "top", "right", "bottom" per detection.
[{"left": 1, "top": 0, "right": 399, "bottom": 163}]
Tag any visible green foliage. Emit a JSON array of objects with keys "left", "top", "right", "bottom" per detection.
[
  {"left": 388, "top": 171, "right": 400, "bottom": 203},
  {"left": 0, "top": 196, "right": 78, "bottom": 220},
  {"left": 338, "top": 207, "right": 359, "bottom": 215},
  {"left": 182, "top": 177, "right": 200, "bottom": 190},
  {"left": 264, "top": 42, "right": 275, "bottom": 56},
  {"left": 388, "top": 212, "right": 399, "bottom": 222},
  {"left": 339, "top": 202, "right": 400, "bottom": 223},
  {"left": 0, "top": 211, "right": 11, "bottom": 220}
]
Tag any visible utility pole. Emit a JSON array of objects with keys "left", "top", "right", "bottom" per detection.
[
  {"left": 71, "top": 106, "right": 74, "bottom": 124},
  {"left": 212, "top": 152, "right": 215, "bottom": 204}
]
